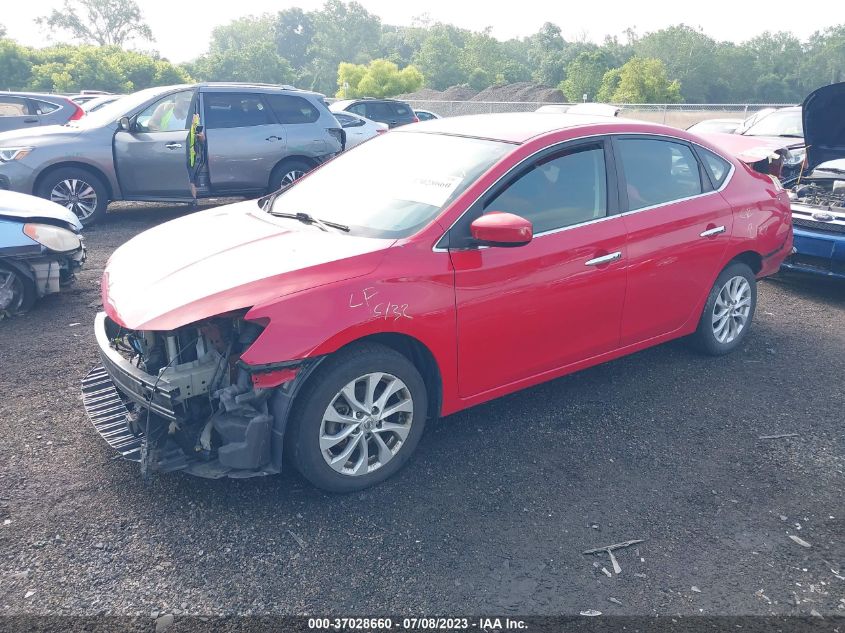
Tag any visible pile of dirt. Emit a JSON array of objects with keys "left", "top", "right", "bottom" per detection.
[
  {"left": 470, "top": 82, "right": 565, "bottom": 103},
  {"left": 399, "top": 82, "right": 562, "bottom": 102},
  {"left": 397, "top": 87, "right": 443, "bottom": 100},
  {"left": 440, "top": 85, "right": 478, "bottom": 100}
]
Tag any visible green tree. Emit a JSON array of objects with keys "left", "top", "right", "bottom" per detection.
[
  {"left": 605, "top": 57, "right": 682, "bottom": 103},
  {"left": 528, "top": 22, "right": 566, "bottom": 86},
  {"left": 0, "top": 39, "right": 35, "bottom": 90},
  {"left": 36, "top": 0, "right": 153, "bottom": 46},
  {"left": 412, "top": 25, "right": 467, "bottom": 90},
  {"left": 28, "top": 45, "right": 132, "bottom": 93},
  {"left": 275, "top": 8, "right": 315, "bottom": 70},
  {"left": 596, "top": 67, "right": 621, "bottom": 102},
  {"left": 189, "top": 15, "right": 292, "bottom": 85},
  {"left": 337, "top": 59, "right": 423, "bottom": 98},
  {"left": 634, "top": 25, "right": 718, "bottom": 102},
  {"left": 561, "top": 50, "right": 613, "bottom": 101},
  {"left": 308, "top": 0, "right": 382, "bottom": 94}
]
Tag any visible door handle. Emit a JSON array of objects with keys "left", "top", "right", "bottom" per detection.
[
  {"left": 165, "top": 143, "right": 183, "bottom": 149},
  {"left": 700, "top": 226, "right": 726, "bottom": 237},
  {"left": 585, "top": 251, "right": 622, "bottom": 266},
  {"left": 266, "top": 136, "right": 282, "bottom": 141},
  {"left": 24, "top": 118, "right": 38, "bottom": 123}
]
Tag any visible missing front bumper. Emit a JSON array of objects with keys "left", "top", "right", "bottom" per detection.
[{"left": 81, "top": 366, "right": 143, "bottom": 461}]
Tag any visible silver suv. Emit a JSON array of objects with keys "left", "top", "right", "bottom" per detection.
[{"left": 0, "top": 83, "right": 344, "bottom": 225}]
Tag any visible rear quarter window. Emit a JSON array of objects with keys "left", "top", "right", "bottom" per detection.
[
  {"left": 392, "top": 103, "right": 411, "bottom": 117},
  {"left": 32, "top": 100, "right": 60, "bottom": 115},
  {"left": 266, "top": 94, "right": 321, "bottom": 124},
  {"left": 699, "top": 148, "right": 732, "bottom": 188}
]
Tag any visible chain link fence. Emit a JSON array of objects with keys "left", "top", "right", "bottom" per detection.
[{"left": 402, "top": 101, "right": 794, "bottom": 129}]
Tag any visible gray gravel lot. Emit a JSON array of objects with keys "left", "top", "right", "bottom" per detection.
[{"left": 0, "top": 203, "right": 843, "bottom": 618}]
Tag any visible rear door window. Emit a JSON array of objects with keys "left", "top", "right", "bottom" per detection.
[
  {"left": 203, "top": 93, "right": 272, "bottom": 129},
  {"left": 265, "top": 94, "right": 320, "bottom": 124},
  {"left": 365, "top": 102, "right": 394, "bottom": 122},
  {"left": 0, "top": 96, "right": 29, "bottom": 117},
  {"left": 617, "top": 138, "right": 703, "bottom": 211}
]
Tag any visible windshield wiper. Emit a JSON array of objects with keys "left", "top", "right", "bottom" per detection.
[{"left": 267, "top": 210, "right": 349, "bottom": 232}]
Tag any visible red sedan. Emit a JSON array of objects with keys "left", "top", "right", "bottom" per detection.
[{"left": 85, "top": 113, "right": 793, "bottom": 491}]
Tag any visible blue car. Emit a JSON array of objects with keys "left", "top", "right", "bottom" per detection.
[
  {"left": 782, "top": 82, "right": 845, "bottom": 279},
  {"left": 0, "top": 190, "right": 86, "bottom": 314}
]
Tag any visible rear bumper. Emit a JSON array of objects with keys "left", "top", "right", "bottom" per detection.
[
  {"left": 781, "top": 226, "right": 845, "bottom": 279},
  {"left": 93, "top": 312, "right": 181, "bottom": 421}
]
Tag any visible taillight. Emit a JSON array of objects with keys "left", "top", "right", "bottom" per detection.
[
  {"left": 412, "top": 116, "right": 420, "bottom": 123},
  {"left": 68, "top": 100, "right": 85, "bottom": 120},
  {"left": 376, "top": 128, "right": 387, "bottom": 135}
]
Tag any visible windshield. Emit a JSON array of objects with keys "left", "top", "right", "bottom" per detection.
[
  {"left": 743, "top": 109, "right": 803, "bottom": 138},
  {"left": 269, "top": 132, "right": 511, "bottom": 238},
  {"left": 68, "top": 86, "right": 187, "bottom": 129}
]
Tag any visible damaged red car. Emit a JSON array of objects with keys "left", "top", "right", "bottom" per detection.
[{"left": 84, "top": 113, "right": 793, "bottom": 491}]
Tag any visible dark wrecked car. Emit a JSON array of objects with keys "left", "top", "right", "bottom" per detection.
[
  {"left": 0, "top": 190, "right": 85, "bottom": 314},
  {"left": 782, "top": 82, "right": 845, "bottom": 278}
]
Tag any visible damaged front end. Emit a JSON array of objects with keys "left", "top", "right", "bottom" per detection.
[
  {"left": 782, "top": 160, "right": 845, "bottom": 278},
  {"left": 82, "top": 312, "right": 321, "bottom": 478}
]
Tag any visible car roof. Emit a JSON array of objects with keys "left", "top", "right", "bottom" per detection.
[
  {"left": 398, "top": 112, "right": 664, "bottom": 144},
  {"left": 0, "top": 92, "right": 73, "bottom": 101}
]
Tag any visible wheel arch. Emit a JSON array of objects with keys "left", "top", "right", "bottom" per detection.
[
  {"left": 33, "top": 161, "right": 115, "bottom": 201},
  {"left": 729, "top": 250, "right": 763, "bottom": 275},
  {"left": 268, "top": 155, "right": 319, "bottom": 189},
  {"left": 300, "top": 332, "right": 443, "bottom": 420}
]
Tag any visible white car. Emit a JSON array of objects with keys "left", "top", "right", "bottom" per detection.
[
  {"left": 0, "top": 191, "right": 85, "bottom": 314},
  {"left": 332, "top": 111, "right": 388, "bottom": 149}
]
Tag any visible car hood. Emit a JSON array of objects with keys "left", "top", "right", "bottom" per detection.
[
  {"left": 102, "top": 200, "right": 392, "bottom": 331},
  {"left": 0, "top": 124, "right": 83, "bottom": 145},
  {"left": 802, "top": 81, "right": 845, "bottom": 170},
  {"left": 0, "top": 190, "right": 82, "bottom": 230}
]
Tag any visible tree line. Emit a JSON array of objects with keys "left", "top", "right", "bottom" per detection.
[{"left": 1, "top": 0, "right": 844, "bottom": 103}]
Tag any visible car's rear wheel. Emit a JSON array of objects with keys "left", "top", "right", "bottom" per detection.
[
  {"left": 0, "top": 264, "right": 36, "bottom": 315},
  {"left": 268, "top": 159, "right": 312, "bottom": 193},
  {"left": 37, "top": 167, "right": 108, "bottom": 226},
  {"left": 692, "top": 261, "right": 757, "bottom": 355},
  {"left": 287, "top": 343, "right": 427, "bottom": 492}
]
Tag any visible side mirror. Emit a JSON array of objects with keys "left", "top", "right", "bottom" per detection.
[
  {"left": 470, "top": 212, "right": 533, "bottom": 247},
  {"left": 118, "top": 116, "right": 131, "bottom": 131}
]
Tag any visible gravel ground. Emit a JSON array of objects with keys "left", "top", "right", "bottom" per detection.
[{"left": 0, "top": 203, "right": 843, "bottom": 618}]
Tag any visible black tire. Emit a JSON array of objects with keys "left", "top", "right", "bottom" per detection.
[
  {"left": 36, "top": 167, "right": 109, "bottom": 226},
  {"left": 692, "top": 261, "right": 757, "bottom": 356},
  {"left": 268, "top": 159, "right": 312, "bottom": 193},
  {"left": 0, "top": 263, "right": 36, "bottom": 315},
  {"left": 287, "top": 342, "right": 428, "bottom": 492}
]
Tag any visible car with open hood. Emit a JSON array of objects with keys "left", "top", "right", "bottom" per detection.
[
  {"left": 781, "top": 82, "right": 845, "bottom": 278},
  {"left": 0, "top": 190, "right": 85, "bottom": 314},
  {"left": 83, "top": 113, "right": 792, "bottom": 491}
]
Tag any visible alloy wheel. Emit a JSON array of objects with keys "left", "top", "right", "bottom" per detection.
[
  {"left": 50, "top": 178, "right": 98, "bottom": 220},
  {"left": 0, "top": 269, "right": 24, "bottom": 313},
  {"left": 319, "top": 372, "right": 414, "bottom": 476},
  {"left": 280, "top": 170, "right": 305, "bottom": 187},
  {"left": 712, "top": 275, "right": 752, "bottom": 344}
]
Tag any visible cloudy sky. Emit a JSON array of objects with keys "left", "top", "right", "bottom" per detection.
[{"left": 3, "top": 0, "right": 837, "bottom": 62}]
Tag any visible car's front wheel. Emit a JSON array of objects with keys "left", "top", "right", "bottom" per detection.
[
  {"left": 0, "top": 264, "right": 36, "bottom": 315},
  {"left": 692, "top": 261, "right": 757, "bottom": 355},
  {"left": 287, "top": 343, "right": 427, "bottom": 492},
  {"left": 37, "top": 167, "right": 109, "bottom": 226}
]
